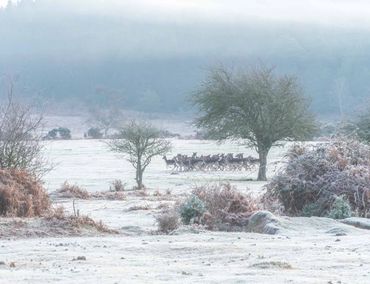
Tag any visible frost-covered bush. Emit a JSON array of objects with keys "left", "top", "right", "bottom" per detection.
[
  {"left": 56, "top": 181, "right": 90, "bottom": 199},
  {"left": 327, "top": 196, "right": 352, "bottom": 219},
  {"left": 156, "top": 210, "right": 179, "bottom": 234},
  {"left": 302, "top": 202, "right": 324, "bottom": 217},
  {"left": 265, "top": 139, "right": 370, "bottom": 217},
  {"left": 179, "top": 195, "right": 206, "bottom": 225},
  {"left": 192, "top": 183, "right": 260, "bottom": 230},
  {"left": 176, "top": 184, "right": 260, "bottom": 230},
  {"left": 109, "top": 179, "right": 125, "bottom": 192},
  {"left": 0, "top": 169, "right": 50, "bottom": 217}
]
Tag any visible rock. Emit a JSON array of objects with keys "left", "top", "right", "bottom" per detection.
[
  {"left": 246, "top": 211, "right": 280, "bottom": 235},
  {"left": 73, "top": 256, "right": 86, "bottom": 261},
  {"left": 250, "top": 261, "right": 292, "bottom": 269},
  {"left": 0, "top": 261, "right": 5, "bottom": 266},
  {"left": 325, "top": 228, "right": 348, "bottom": 236},
  {"left": 341, "top": 218, "right": 370, "bottom": 230}
]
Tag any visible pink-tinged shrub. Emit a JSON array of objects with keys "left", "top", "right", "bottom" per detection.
[
  {"left": 265, "top": 139, "right": 370, "bottom": 217},
  {"left": 0, "top": 169, "right": 50, "bottom": 217}
]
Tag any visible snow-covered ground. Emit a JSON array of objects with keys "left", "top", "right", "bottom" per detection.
[
  {"left": 1, "top": 139, "right": 370, "bottom": 284},
  {"left": 43, "top": 139, "right": 282, "bottom": 193}
]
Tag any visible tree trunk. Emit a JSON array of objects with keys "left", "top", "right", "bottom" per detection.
[
  {"left": 135, "top": 160, "right": 144, "bottom": 189},
  {"left": 257, "top": 149, "right": 268, "bottom": 181},
  {"left": 137, "top": 170, "right": 143, "bottom": 189}
]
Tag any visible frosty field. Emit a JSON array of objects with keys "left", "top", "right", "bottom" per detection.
[
  {"left": 43, "top": 139, "right": 278, "bottom": 193},
  {"left": 1, "top": 139, "right": 370, "bottom": 284}
]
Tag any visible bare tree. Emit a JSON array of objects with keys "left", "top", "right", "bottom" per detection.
[
  {"left": 87, "top": 86, "right": 124, "bottom": 137},
  {"left": 0, "top": 78, "right": 48, "bottom": 178},
  {"left": 193, "top": 65, "right": 316, "bottom": 181},
  {"left": 108, "top": 121, "right": 171, "bottom": 189},
  {"left": 87, "top": 107, "right": 122, "bottom": 138}
]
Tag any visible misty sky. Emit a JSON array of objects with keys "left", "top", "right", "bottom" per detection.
[
  {"left": 1, "top": 0, "right": 370, "bottom": 59},
  {"left": 1, "top": 0, "right": 370, "bottom": 115}
]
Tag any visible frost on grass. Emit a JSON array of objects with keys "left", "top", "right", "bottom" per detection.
[
  {"left": 265, "top": 138, "right": 370, "bottom": 218},
  {"left": 54, "top": 181, "right": 125, "bottom": 200},
  {"left": 44, "top": 206, "right": 118, "bottom": 235},
  {"left": 0, "top": 206, "right": 118, "bottom": 238},
  {"left": 56, "top": 181, "right": 90, "bottom": 199}
]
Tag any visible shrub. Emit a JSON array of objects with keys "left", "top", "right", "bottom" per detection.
[
  {"left": 192, "top": 183, "right": 260, "bottom": 230},
  {"left": 179, "top": 195, "right": 206, "bottom": 225},
  {"left": 156, "top": 210, "right": 179, "bottom": 234},
  {"left": 128, "top": 204, "right": 150, "bottom": 211},
  {"left": 301, "top": 202, "right": 324, "bottom": 217},
  {"left": 56, "top": 182, "right": 90, "bottom": 199},
  {"left": 0, "top": 169, "right": 50, "bottom": 217},
  {"left": 109, "top": 179, "right": 125, "bottom": 192},
  {"left": 327, "top": 196, "right": 352, "bottom": 219},
  {"left": 265, "top": 139, "right": 370, "bottom": 217}
]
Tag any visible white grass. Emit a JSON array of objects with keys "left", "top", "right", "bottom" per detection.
[
  {"left": 44, "top": 139, "right": 284, "bottom": 193},
  {"left": 1, "top": 139, "right": 370, "bottom": 283}
]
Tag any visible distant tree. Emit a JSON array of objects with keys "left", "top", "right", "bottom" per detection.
[
  {"left": 87, "top": 107, "right": 122, "bottom": 138},
  {"left": 44, "top": 127, "right": 71, "bottom": 140},
  {"left": 87, "top": 86, "right": 124, "bottom": 137},
  {"left": 87, "top": 127, "right": 103, "bottom": 139},
  {"left": 356, "top": 108, "right": 370, "bottom": 143},
  {"left": 0, "top": 78, "right": 48, "bottom": 178},
  {"left": 193, "top": 65, "right": 316, "bottom": 181},
  {"left": 108, "top": 121, "right": 171, "bottom": 189}
]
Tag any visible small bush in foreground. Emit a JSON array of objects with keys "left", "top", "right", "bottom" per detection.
[
  {"left": 179, "top": 195, "right": 206, "bottom": 225},
  {"left": 301, "top": 203, "right": 323, "bottom": 217},
  {"left": 57, "top": 182, "right": 90, "bottom": 199},
  {"left": 265, "top": 139, "right": 370, "bottom": 217},
  {"left": 327, "top": 196, "right": 352, "bottom": 219},
  {"left": 0, "top": 169, "right": 50, "bottom": 217},
  {"left": 176, "top": 184, "right": 260, "bottom": 230},
  {"left": 192, "top": 183, "right": 260, "bottom": 230},
  {"left": 156, "top": 210, "right": 179, "bottom": 234}
]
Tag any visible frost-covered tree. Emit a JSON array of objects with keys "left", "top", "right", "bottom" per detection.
[
  {"left": 193, "top": 65, "right": 316, "bottom": 181},
  {"left": 0, "top": 78, "right": 48, "bottom": 178},
  {"left": 108, "top": 121, "right": 171, "bottom": 189}
]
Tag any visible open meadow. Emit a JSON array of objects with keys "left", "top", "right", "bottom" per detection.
[{"left": 1, "top": 139, "right": 370, "bottom": 283}]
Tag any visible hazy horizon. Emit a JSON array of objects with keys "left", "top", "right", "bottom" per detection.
[{"left": 1, "top": 0, "right": 370, "bottom": 116}]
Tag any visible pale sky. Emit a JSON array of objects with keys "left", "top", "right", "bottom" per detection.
[{"left": 1, "top": 0, "right": 370, "bottom": 29}]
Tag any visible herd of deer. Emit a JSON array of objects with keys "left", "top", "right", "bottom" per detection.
[{"left": 163, "top": 153, "right": 259, "bottom": 172}]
